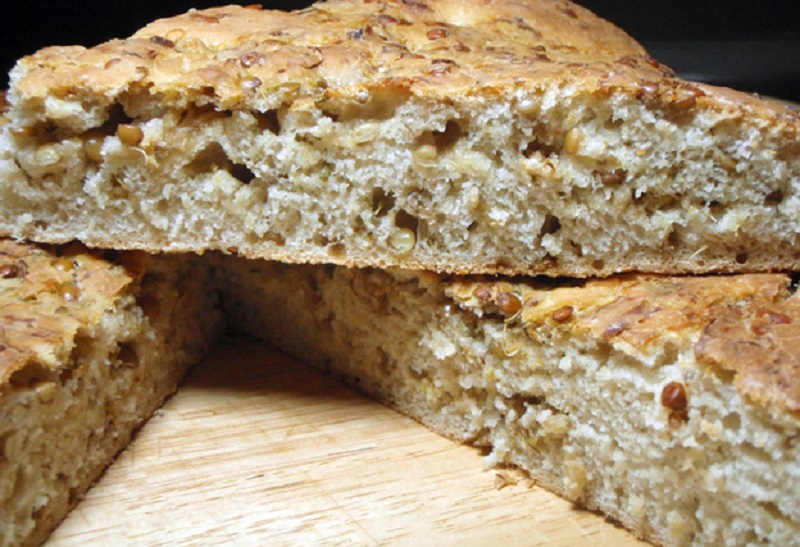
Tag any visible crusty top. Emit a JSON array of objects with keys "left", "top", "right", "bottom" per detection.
[
  {"left": 447, "top": 273, "right": 800, "bottom": 416},
  {"left": 0, "top": 240, "right": 144, "bottom": 387},
  {"left": 9, "top": 0, "right": 798, "bottom": 130}
]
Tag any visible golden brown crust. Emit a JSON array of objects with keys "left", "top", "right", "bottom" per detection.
[
  {"left": 694, "top": 288, "right": 800, "bottom": 415},
  {"left": 10, "top": 0, "right": 798, "bottom": 128},
  {"left": 448, "top": 273, "right": 800, "bottom": 415},
  {"left": 0, "top": 240, "right": 145, "bottom": 385}
]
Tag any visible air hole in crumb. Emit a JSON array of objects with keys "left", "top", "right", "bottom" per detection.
[
  {"left": 758, "top": 501, "right": 783, "bottom": 520},
  {"left": 186, "top": 143, "right": 256, "bottom": 184},
  {"left": 654, "top": 340, "right": 680, "bottom": 367},
  {"left": 9, "top": 362, "right": 58, "bottom": 388},
  {"left": 265, "top": 232, "right": 286, "bottom": 246},
  {"left": 371, "top": 187, "right": 396, "bottom": 217},
  {"left": 185, "top": 142, "right": 230, "bottom": 174},
  {"left": 492, "top": 257, "right": 515, "bottom": 271},
  {"left": 764, "top": 189, "right": 784, "bottom": 206},
  {"left": 592, "top": 259, "right": 605, "bottom": 270},
  {"left": 178, "top": 105, "right": 230, "bottom": 127},
  {"left": 394, "top": 209, "right": 419, "bottom": 232},
  {"left": 67, "top": 486, "right": 81, "bottom": 507},
  {"left": 633, "top": 190, "right": 682, "bottom": 213},
  {"left": 321, "top": 85, "right": 411, "bottom": 122},
  {"left": 138, "top": 293, "right": 160, "bottom": 322},
  {"left": 11, "top": 467, "right": 26, "bottom": 499},
  {"left": 523, "top": 139, "right": 556, "bottom": 157},
  {"left": 789, "top": 273, "right": 800, "bottom": 294},
  {"left": 32, "top": 504, "right": 46, "bottom": 521},
  {"left": 735, "top": 252, "right": 748, "bottom": 265},
  {"left": 321, "top": 109, "right": 340, "bottom": 122},
  {"left": 0, "top": 433, "right": 10, "bottom": 462},
  {"left": 667, "top": 229, "right": 681, "bottom": 247},
  {"left": 539, "top": 214, "right": 561, "bottom": 236},
  {"left": 255, "top": 109, "right": 281, "bottom": 135},
  {"left": 99, "top": 103, "right": 133, "bottom": 135},
  {"left": 431, "top": 120, "right": 463, "bottom": 153},
  {"left": 603, "top": 117, "right": 623, "bottom": 130},
  {"left": 721, "top": 413, "right": 741, "bottom": 431},
  {"left": 230, "top": 163, "right": 256, "bottom": 184},
  {"left": 409, "top": 367, "right": 429, "bottom": 381},
  {"left": 54, "top": 365, "right": 71, "bottom": 386},
  {"left": 115, "top": 343, "right": 140, "bottom": 368},
  {"left": 328, "top": 243, "right": 346, "bottom": 258},
  {"left": 313, "top": 233, "right": 330, "bottom": 247}
]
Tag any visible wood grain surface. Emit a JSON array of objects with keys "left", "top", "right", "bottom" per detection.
[{"left": 48, "top": 340, "right": 644, "bottom": 546}]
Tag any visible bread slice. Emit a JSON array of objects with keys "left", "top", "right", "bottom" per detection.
[
  {"left": 220, "top": 257, "right": 800, "bottom": 545},
  {"left": 0, "top": 239, "right": 223, "bottom": 546},
  {"left": 2, "top": 0, "right": 799, "bottom": 276}
]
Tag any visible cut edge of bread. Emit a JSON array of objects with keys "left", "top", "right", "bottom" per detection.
[{"left": 220, "top": 258, "right": 800, "bottom": 546}]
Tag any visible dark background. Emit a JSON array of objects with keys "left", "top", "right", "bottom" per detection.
[{"left": 1, "top": 1, "right": 798, "bottom": 101}]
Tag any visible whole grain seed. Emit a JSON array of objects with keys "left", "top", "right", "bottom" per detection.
[
  {"left": 56, "top": 282, "right": 81, "bottom": 302},
  {"left": 0, "top": 264, "right": 20, "bottom": 279},
  {"left": 35, "top": 145, "right": 61, "bottom": 166},
  {"left": 150, "top": 36, "right": 176, "bottom": 48},
  {"left": 497, "top": 292, "right": 522, "bottom": 315},
  {"left": 661, "top": 382, "right": 688, "bottom": 412},
  {"left": 117, "top": 124, "right": 144, "bottom": 147},
  {"left": 473, "top": 283, "right": 493, "bottom": 301},
  {"left": 426, "top": 28, "right": 448, "bottom": 40},
  {"left": 563, "top": 127, "right": 582, "bottom": 155},
  {"left": 9, "top": 126, "right": 37, "bottom": 138},
  {"left": 551, "top": 305, "right": 574, "bottom": 323},
  {"left": 413, "top": 144, "right": 438, "bottom": 162},
  {"left": 388, "top": 228, "right": 416, "bottom": 253},
  {"left": 52, "top": 258, "right": 74, "bottom": 272},
  {"left": 83, "top": 131, "right": 105, "bottom": 162}
]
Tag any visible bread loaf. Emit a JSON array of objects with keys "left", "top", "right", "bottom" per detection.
[
  {"left": 0, "top": 240, "right": 223, "bottom": 546},
  {"left": 221, "top": 258, "right": 800, "bottom": 546},
  {"left": 1, "top": 0, "right": 799, "bottom": 276},
  {"left": 2, "top": 1, "right": 799, "bottom": 544}
]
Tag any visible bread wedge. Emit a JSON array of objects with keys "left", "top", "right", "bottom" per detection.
[
  {"left": 220, "top": 258, "right": 800, "bottom": 546},
  {"left": 1, "top": 0, "right": 799, "bottom": 276},
  {"left": 0, "top": 239, "right": 223, "bottom": 546}
]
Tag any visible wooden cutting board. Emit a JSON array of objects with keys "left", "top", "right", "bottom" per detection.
[{"left": 48, "top": 340, "right": 645, "bottom": 546}]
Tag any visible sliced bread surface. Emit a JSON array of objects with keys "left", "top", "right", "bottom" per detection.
[
  {"left": 1, "top": 0, "right": 799, "bottom": 276},
  {"left": 221, "top": 257, "right": 800, "bottom": 546},
  {"left": 0, "top": 239, "right": 223, "bottom": 546}
]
